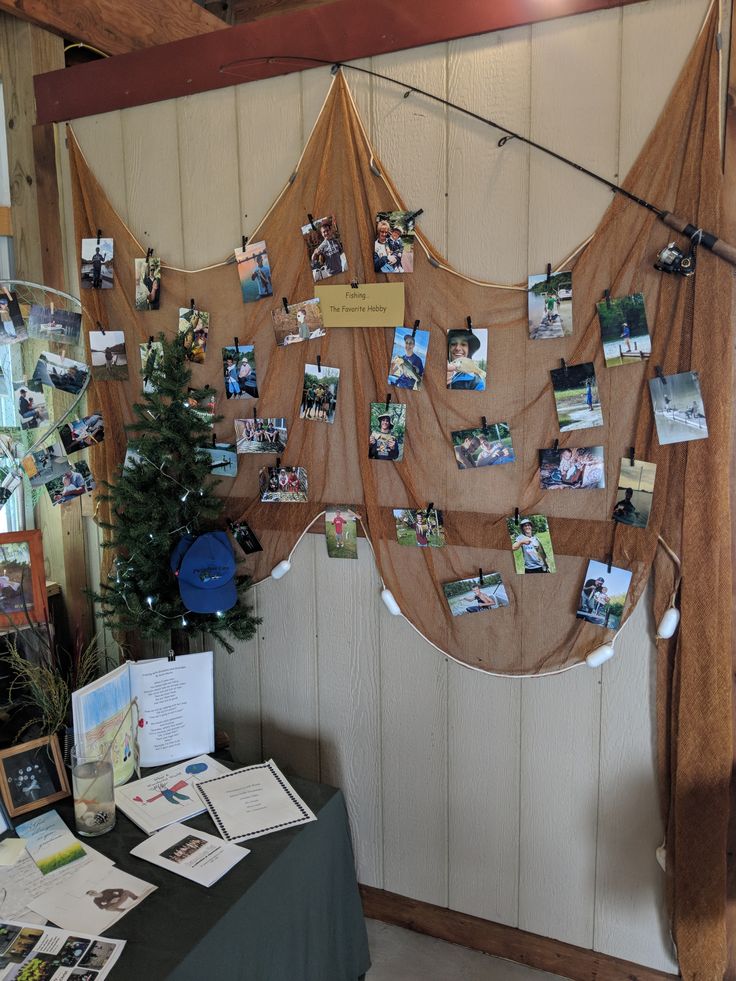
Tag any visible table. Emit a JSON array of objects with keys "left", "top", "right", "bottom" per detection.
[{"left": 58, "top": 773, "right": 371, "bottom": 980}]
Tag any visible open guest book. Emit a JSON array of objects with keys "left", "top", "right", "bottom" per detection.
[
  {"left": 72, "top": 651, "right": 215, "bottom": 785},
  {"left": 195, "top": 759, "right": 317, "bottom": 842}
]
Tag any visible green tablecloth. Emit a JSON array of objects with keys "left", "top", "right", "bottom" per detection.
[{"left": 58, "top": 774, "right": 370, "bottom": 980}]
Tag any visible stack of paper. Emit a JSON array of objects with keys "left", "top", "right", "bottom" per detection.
[{"left": 131, "top": 822, "right": 248, "bottom": 886}]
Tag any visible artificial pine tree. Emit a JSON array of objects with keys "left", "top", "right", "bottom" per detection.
[{"left": 93, "top": 334, "right": 259, "bottom": 654}]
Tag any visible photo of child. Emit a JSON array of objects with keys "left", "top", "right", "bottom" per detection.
[
  {"left": 507, "top": 514, "right": 556, "bottom": 574},
  {"left": 443, "top": 573, "right": 509, "bottom": 617},
  {"left": 549, "top": 362, "right": 603, "bottom": 432},
  {"left": 446, "top": 327, "right": 487, "bottom": 391},
  {"left": 178, "top": 307, "right": 209, "bottom": 363},
  {"left": 259, "top": 466, "right": 308, "bottom": 502},
  {"left": 325, "top": 507, "right": 358, "bottom": 559},
  {"left": 393, "top": 508, "right": 445, "bottom": 548},
  {"left": 368, "top": 403, "right": 406, "bottom": 461},
  {"left": 596, "top": 292, "right": 651, "bottom": 367},
  {"left": 388, "top": 326, "right": 428, "bottom": 391},
  {"left": 272, "top": 298, "right": 326, "bottom": 347},
  {"left": 235, "top": 241, "right": 273, "bottom": 303},
  {"left": 528, "top": 270, "right": 572, "bottom": 340},
  {"left": 576, "top": 559, "right": 632, "bottom": 630},
  {"left": 300, "top": 364, "right": 340, "bottom": 424},
  {"left": 452, "top": 423, "right": 514, "bottom": 469},
  {"left": 235, "top": 418, "right": 287, "bottom": 454},
  {"left": 222, "top": 345, "right": 258, "bottom": 400},
  {"left": 373, "top": 210, "right": 418, "bottom": 273},
  {"left": 538, "top": 446, "right": 605, "bottom": 490}
]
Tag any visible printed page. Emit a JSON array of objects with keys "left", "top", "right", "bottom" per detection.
[
  {"left": 130, "top": 822, "right": 248, "bottom": 886},
  {"left": 0, "top": 921, "right": 124, "bottom": 979},
  {"left": 28, "top": 866, "right": 155, "bottom": 935},
  {"left": 129, "top": 651, "right": 214, "bottom": 767}
]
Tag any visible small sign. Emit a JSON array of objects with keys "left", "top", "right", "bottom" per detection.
[{"left": 315, "top": 283, "right": 404, "bottom": 328}]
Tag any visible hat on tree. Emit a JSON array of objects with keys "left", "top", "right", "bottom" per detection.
[{"left": 170, "top": 531, "right": 237, "bottom": 614}]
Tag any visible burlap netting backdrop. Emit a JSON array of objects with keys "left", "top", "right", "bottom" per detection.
[{"left": 70, "top": 9, "right": 731, "bottom": 976}]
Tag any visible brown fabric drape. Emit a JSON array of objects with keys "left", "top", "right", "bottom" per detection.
[{"left": 68, "top": 9, "right": 731, "bottom": 975}]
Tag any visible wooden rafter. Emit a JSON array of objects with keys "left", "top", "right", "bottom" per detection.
[{"left": 0, "top": 0, "right": 227, "bottom": 56}]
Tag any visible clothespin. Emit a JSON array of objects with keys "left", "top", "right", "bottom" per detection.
[
  {"left": 168, "top": 650, "right": 176, "bottom": 662},
  {"left": 607, "top": 554, "right": 613, "bottom": 574},
  {"left": 604, "top": 288, "right": 611, "bottom": 307},
  {"left": 629, "top": 446, "right": 635, "bottom": 466},
  {"left": 234, "top": 336, "right": 239, "bottom": 350},
  {"left": 307, "top": 213, "right": 316, "bottom": 231},
  {"left": 317, "top": 355, "right": 322, "bottom": 374},
  {"left": 426, "top": 502, "right": 434, "bottom": 515},
  {"left": 212, "top": 433, "right": 216, "bottom": 447},
  {"left": 479, "top": 568, "right": 484, "bottom": 586},
  {"left": 553, "top": 439, "right": 559, "bottom": 451},
  {"left": 242, "top": 235, "right": 248, "bottom": 252},
  {"left": 656, "top": 365, "right": 666, "bottom": 384},
  {"left": 276, "top": 457, "right": 281, "bottom": 468},
  {"left": 282, "top": 297, "right": 289, "bottom": 313},
  {"left": 252, "top": 405, "right": 257, "bottom": 420},
  {"left": 96, "top": 228, "right": 102, "bottom": 244},
  {"left": 515, "top": 508, "right": 520, "bottom": 524},
  {"left": 560, "top": 358, "right": 567, "bottom": 371},
  {"left": 96, "top": 321, "right": 106, "bottom": 336},
  {"left": 147, "top": 335, "right": 154, "bottom": 349},
  {"left": 351, "top": 278, "right": 359, "bottom": 289},
  {"left": 190, "top": 298, "right": 195, "bottom": 312},
  {"left": 385, "top": 393, "right": 391, "bottom": 410},
  {"left": 466, "top": 315, "right": 473, "bottom": 332},
  {"left": 146, "top": 247, "right": 154, "bottom": 260},
  {"left": 412, "top": 320, "right": 420, "bottom": 338},
  {"left": 546, "top": 263, "right": 552, "bottom": 283},
  {"left": 481, "top": 416, "right": 487, "bottom": 429}
]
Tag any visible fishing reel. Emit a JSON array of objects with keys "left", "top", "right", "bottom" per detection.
[{"left": 654, "top": 241, "right": 696, "bottom": 277}]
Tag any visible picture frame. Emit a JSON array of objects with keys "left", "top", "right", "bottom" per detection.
[
  {"left": 0, "top": 734, "right": 70, "bottom": 817},
  {"left": 0, "top": 530, "right": 48, "bottom": 627}
]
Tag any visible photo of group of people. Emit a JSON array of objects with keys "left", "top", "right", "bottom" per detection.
[
  {"left": 368, "top": 403, "right": 406, "bottom": 461},
  {"left": 178, "top": 307, "right": 209, "bottom": 363},
  {"left": 59, "top": 413, "right": 104, "bottom": 455},
  {"left": 134, "top": 254, "right": 161, "bottom": 311},
  {"left": 538, "top": 445, "right": 605, "bottom": 490},
  {"left": 596, "top": 292, "right": 651, "bottom": 367},
  {"left": 447, "top": 327, "right": 487, "bottom": 391},
  {"left": 45, "top": 461, "right": 95, "bottom": 506},
  {"left": 300, "top": 364, "right": 340, "bottom": 424},
  {"left": 161, "top": 833, "right": 207, "bottom": 864},
  {"left": 236, "top": 240, "right": 273, "bottom": 303},
  {"left": 612, "top": 457, "right": 656, "bottom": 528},
  {"left": 235, "top": 417, "right": 287, "bottom": 454},
  {"left": 452, "top": 422, "right": 514, "bottom": 469},
  {"left": 373, "top": 210, "right": 417, "bottom": 273},
  {"left": 32, "top": 352, "right": 89, "bottom": 397},
  {"left": 14, "top": 380, "right": 47, "bottom": 430},
  {"left": 301, "top": 215, "right": 348, "bottom": 282},
  {"left": 80, "top": 237, "right": 114, "bottom": 290},
  {"left": 576, "top": 559, "right": 632, "bottom": 630},
  {"left": 393, "top": 507, "right": 445, "bottom": 548},
  {"left": 549, "top": 361, "right": 602, "bottom": 432},
  {"left": 272, "top": 298, "right": 326, "bottom": 347},
  {"left": 648, "top": 370, "right": 708, "bottom": 445},
  {"left": 527, "top": 270, "right": 573, "bottom": 340},
  {"left": 259, "top": 465, "right": 308, "bottom": 502},
  {"left": 28, "top": 305, "right": 82, "bottom": 344},
  {"left": 443, "top": 573, "right": 509, "bottom": 617},
  {"left": 388, "top": 326, "right": 428, "bottom": 390},
  {"left": 197, "top": 442, "right": 238, "bottom": 477},
  {"left": 89, "top": 329, "right": 128, "bottom": 381},
  {"left": 325, "top": 506, "right": 358, "bottom": 559},
  {"left": 223, "top": 344, "right": 258, "bottom": 400},
  {"left": 507, "top": 514, "right": 556, "bottom": 574}
]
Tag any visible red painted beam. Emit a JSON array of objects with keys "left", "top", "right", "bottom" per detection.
[{"left": 35, "top": 0, "right": 649, "bottom": 124}]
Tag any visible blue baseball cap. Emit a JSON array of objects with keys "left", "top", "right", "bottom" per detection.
[{"left": 170, "top": 531, "right": 237, "bottom": 614}]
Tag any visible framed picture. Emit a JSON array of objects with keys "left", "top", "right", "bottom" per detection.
[
  {"left": 0, "top": 530, "right": 47, "bottom": 626},
  {"left": 0, "top": 734, "right": 70, "bottom": 817}
]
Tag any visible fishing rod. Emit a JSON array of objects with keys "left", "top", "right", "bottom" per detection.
[{"left": 220, "top": 55, "right": 736, "bottom": 272}]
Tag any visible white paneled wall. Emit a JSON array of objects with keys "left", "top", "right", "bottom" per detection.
[{"left": 64, "top": 1, "right": 716, "bottom": 969}]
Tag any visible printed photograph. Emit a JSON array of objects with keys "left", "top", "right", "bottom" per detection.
[
  {"left": 0, "top": 287, "right": 27, "bottom": 345},
  {"left": 576, "top": 558, "right": 633, "bottom": 630},
  {"left": 272, "top": 297, "right": 326, "bottom": 347},
  {"left": 79, "top": 940, "right": 116, "bottom": 970},
  {"left": 235, "top": 417, "right": 287, "bottom": 454},
  {"left": 197, "top": 442, "right": 238, "bottom": 477},
  {"left": 139, "top": 341, "right": 163, "bottom": 394},
  {"left": 28, "top": 304, "right": 82, "bottom": 344},
  {"left": 161, "top": 834, "right": 207, "bottom": 864},
  {"left": 123, "top": 447, "right": 144, "bottom": 470},
  {"left": 80, "top": 237, "right": 114, "bottom": 290},
  {"left": 235, "top": 240, "right": 272, "bottom": 303},
  {"left": 259, "top": 465, "right": 308, "bottom": 503},
  {"left": 0, "top": 540, "right": 34, "bottom": 613},
  {"left": 134, "top": 255, "right": 161, "bottom": 311},
  {"left": 393, "top": 507, "right": 446, "bottom": 548},
  {"left": 14, "top": 379, "right": 48, "bottom": 431},
  {"left": 452, "top": 422, "right": 514, "bottom": 469},
  {"left": 45, "top": 462, "right": 95, "bottom": 506},
  {"left": 0, "top": 471, "right": 21, "bottom": 511},
  {"left": 0, "top": 929, "right": 42, "bottom": 965},
  {"left": 300, "top": 363, "right": 340, "bottom": 424},
  {"left": 388, "top": 326, "right": 428, "bottom": 391},
  {"left": 447, "top": 327, "right": 487, "bottom": 391},
  {"left": 301, "top": 215, "right": 348, "bottom": 282},
  {"left": 89, "top": 329, "right": 128, "bottom": 381},
  {"left": 613, "top": 457, "right": 656, "bottom": 528},
  {"left": 649, "top": 370, "right": 708, "bottom": 445},
  {"left": 539, "top": 446, "right": 605, "bottom": 490},
  {"left": 21, "top": 441, "right": 68, "bottom": 488},
  {"left": 229, "top": 519, "right": 262, "bottom": 556},
  {"left": 32, "top": 352, "right": 89, "bottom": 397},
  {"left": 325, "top": 506, "right": 358, "bottom": 560},
  {"left": 443, "top": 573, "right": 509, "bottom": 617},
  {"left": 0, "top": 738, "right": 66, "bottom": 813},
  {"left": 56, "top": 937, "right": 90, "bottom": 968},
  {"left": 528, "top": 270, "right": 573, "bottom": 340},
  {"left": 185, "top": 387, "right": 216, "bottom": 428},
  {"left": 507, "top": 514, "right": 556, "bottom": 574},
  {"left": 596, "top": 292, "right": 651, "bottom": 367},
  {"left": 368, "top": 402, "right": 406, "bottom": 461},
  {"left": 549, "top": 361, "right": 603, "bottom": 431},
  {"left": 223, "top": 344, "right": 258, "bottom": 400},
  {"left": 178, "top": 307, "right": 209, "bottom": 363},
  {"left": 59, "top": 413, "right": 104, "bottom": 455},
  {"left": 374, "top": 210, "right": 418, "bottom": 273}
]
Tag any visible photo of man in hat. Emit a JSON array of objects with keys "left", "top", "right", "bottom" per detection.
[
  {"left": 368, "top": 402, "right": 406, "bottom": 461},
  {"left": 446, "top": 327, "right": 487, "bottom": 391},
  {"left": 507, "top": 515, "right": 555, "bottom": 574}
]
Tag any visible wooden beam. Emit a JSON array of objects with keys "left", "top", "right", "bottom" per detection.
[
  {"left": 360, "top": 886, "right": 678, "bottom": 981},
  {"left": 230, "top": 0, "right": 340, "bottom": 23},
  {"left": 0, "top": 0, "right": 226, "bottom": 57},
  {"left": 0, "top": 206, "right": 12, "bottom": 236},
  {"left": 35, "top": 0, "right": 651, "bottom": 124}
]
